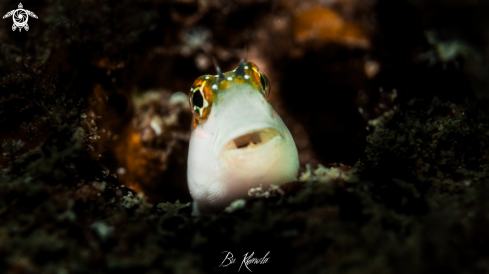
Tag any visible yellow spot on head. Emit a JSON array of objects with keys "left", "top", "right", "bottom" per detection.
[{"left": 188, "top": 61, "right": 270, "bottom": 124}]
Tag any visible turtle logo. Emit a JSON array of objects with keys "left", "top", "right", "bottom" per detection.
[{"left": 2, "top": 3, "right": 38, "bottom": 32}]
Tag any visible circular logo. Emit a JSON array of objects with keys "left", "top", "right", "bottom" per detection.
[
  {"left": 13, "top": 9, "right": 28, "bottom": 27},
  {"left": 2, "top": 3, "right": 39, "bottom": 32}
]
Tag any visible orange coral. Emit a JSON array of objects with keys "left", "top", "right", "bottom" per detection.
[
  {"left": 293, "top": 5, "right": 370, "bottom": 48},
  {"left": 86, "top": 85, "right": 191, "bottom": 202},
  {"left": 112, "top": 129, "right": 164, "bottom": 194}
]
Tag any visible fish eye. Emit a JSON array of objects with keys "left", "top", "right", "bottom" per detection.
[
  {"left": 192, "top": 88, "right": 204, "bottom": 108},
  {"left": 250, "top": 62, "right": 271, "bottom": 98},
  {"left": 259, "top": 72, "right": 271, "bottom": 98},
  {"left": 189, "top": 85, "right": 209, "bottom": 120}
]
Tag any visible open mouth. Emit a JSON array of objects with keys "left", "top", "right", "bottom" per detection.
[{"left": 223, "top": 128, "right": 281, "bottom": 150}]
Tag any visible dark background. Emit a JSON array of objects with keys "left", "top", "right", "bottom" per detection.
[{"left": 1, "top": 0, "right": 489, "bottom": 273}]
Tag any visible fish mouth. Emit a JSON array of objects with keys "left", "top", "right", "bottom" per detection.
[{"left": 222, "top": 128, "right": 282, "bottom": 151}]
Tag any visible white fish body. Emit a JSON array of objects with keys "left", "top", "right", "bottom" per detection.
[{"left": 187, "top": 61, "right": 299, "bottom": 214}]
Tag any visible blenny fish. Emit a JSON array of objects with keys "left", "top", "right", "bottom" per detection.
[{"left": 187, "top": 61, "right": 299, "bottom": 214}]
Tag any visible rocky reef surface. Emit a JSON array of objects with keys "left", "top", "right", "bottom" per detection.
[{"left": 1, "top": 0, "right": 489, "bottom": 273}]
